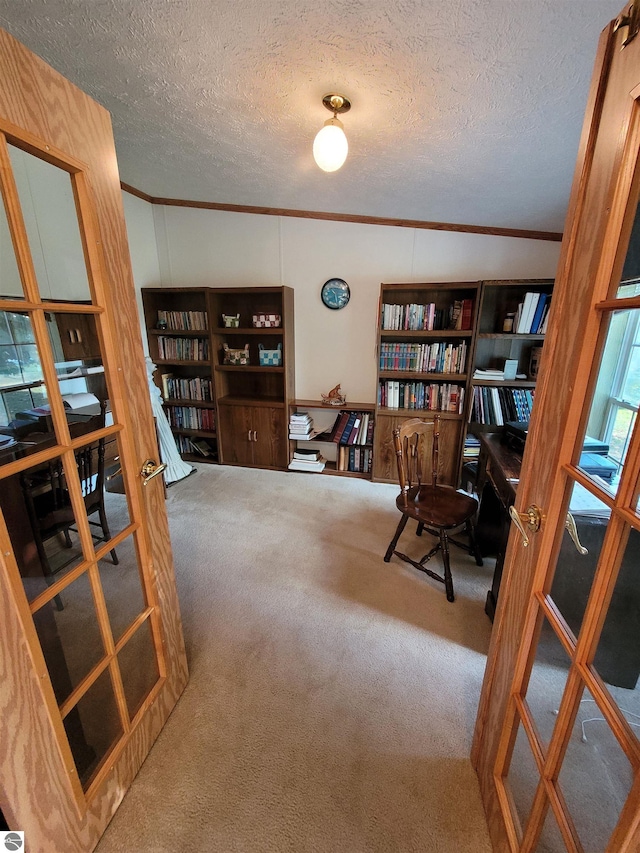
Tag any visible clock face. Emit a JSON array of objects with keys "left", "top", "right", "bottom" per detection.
[{"left": 321, "top": 278, "right": 350, "bottom": 310}]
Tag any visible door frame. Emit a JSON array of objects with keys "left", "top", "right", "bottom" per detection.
[{"left": 0, "top": 28, "right": 188, "bottom": 851}]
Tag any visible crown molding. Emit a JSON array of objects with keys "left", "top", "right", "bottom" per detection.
[{"left": 120, "top": 182, "right": 563, "bottom": 242}]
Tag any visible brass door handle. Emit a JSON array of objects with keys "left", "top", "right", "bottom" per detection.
[
  {"left": 565, "top": 511, "right": 588, "bottom": 554},
  {"left": 140, "top": 459, "right": 167, "bottom": 485},
  {"left": 509, "top": 504, "right": 543, "bottom": 547}
]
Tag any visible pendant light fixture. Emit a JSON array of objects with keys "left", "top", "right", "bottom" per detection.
[{"left": 313, "top": 93, "right": 351, "bottom": 172}]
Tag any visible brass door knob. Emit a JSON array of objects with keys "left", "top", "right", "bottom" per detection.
[
  {"left": 509, "top": 504, "right": 543, "bottom": 547},
  {"left": 140, "top": 459, "right": 167, "bottom": 485}
]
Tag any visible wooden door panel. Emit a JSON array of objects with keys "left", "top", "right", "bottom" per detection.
[
  {"left": 472, "top": 12, "right": 640, "bottom": 852},
  {"left": 0, "top": 28, "right": 187, "bottom": 851},
  {"left": 252, "top": 405, "right": 286, "bottom": 469}
]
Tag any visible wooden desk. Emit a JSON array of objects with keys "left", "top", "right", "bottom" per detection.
[{"left": 475, "top": 433, "right": 522, "bottom": 621}]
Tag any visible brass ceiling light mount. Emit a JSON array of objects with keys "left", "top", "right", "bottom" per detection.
[{"left": 313, "top": 93, "right": 351, "bottom": 172}]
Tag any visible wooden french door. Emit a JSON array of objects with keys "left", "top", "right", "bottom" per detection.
[
  {"left": 0, "top": 29, "right": 187, "bottom": 852},
  {"left": 473, "top": 8, "right": 640, "bottom": 852}
]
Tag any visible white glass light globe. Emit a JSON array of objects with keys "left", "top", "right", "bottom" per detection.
[{"left": 313, "top": 118, "right": 348, "bottom": 172}]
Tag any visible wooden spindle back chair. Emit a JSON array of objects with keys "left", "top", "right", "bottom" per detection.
[{"left": 384, "top": 416, "right": 482, "bottom": 602}]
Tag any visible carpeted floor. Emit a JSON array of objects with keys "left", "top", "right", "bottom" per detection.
[{"left": 95, "top": 464, "right": 494, "bottom": 853}]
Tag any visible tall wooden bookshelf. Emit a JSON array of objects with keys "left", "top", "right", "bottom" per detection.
[
  {"left": 209, "top": 286, "right": 294, "bottom": 470},
  {"left": 142, "top": 286, "right": 295, "bottom": 469},
  {"left": 465, "top": 279, "right": 554, "bottom": 463},
  {"left": 142, "top": 287, "right": 217, "bottom": 463},
  {"left": 372, "top": 281, "right": 480, "bottom": 485}
]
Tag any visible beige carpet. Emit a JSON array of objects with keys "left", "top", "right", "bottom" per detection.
[{"left": 96, "top": 464, "right": 494, "bottom": 853}]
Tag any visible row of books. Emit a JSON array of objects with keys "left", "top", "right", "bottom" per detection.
[
  {"left": 381, "top": 299, "right": 472, "bottom": 331},
  {"left": 158, "top": 336, "right": 209, "bottom": 361},
  {"left": 175, "top": 434, "right": 216, "bottom": 458},
  {"left": 326, "top": 410, "right": 374, "bottom": 446},
  {"left": 379, "top": 341, "right": 467, "bottom": 374},
  {"left": 513, "top": 292, "right": 550, "bottom": 335},
  {"left": 157, "top": 309, "right": 208, "bottom": 331},
  {"left": 161, "top": 374, "right": 213, "bottom": 401},
  {"left": 336, "top": 444, "right": 373, "bottom": 474},
  {"left": 379, "top": 380, "right": 465, "bottom": 414},
  {"left": 470, "top": 386, "right": 534, "bottom": 425},
  {"left": 463, "top": 434, "right": 481, "bottom": 458},
  {"left": 167, "top": 405, "right": 216, "bottom": 431}
]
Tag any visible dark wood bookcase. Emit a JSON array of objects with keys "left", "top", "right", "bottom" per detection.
[
  {"left": 288, "top": 400, "right": 376, "bottom": 479},
  {"left": 372, "top": 281, "right": 480, "bottom": 485},
  {"left": 142, "top": 286, "right": 295, "bottom": 469}
]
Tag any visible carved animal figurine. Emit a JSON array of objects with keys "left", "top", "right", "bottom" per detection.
[{"left": 321, "top": 384, "right": 346, "bottom": 406}]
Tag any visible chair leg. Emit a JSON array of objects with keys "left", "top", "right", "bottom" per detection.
[
  {"left": 98, "top": 504, "right": 119, "bottom": 565},
  {"left": 416, "top": 522, "right": 424, "bottom": 537},
  {"left": 466, "top": 519, "right": 483, "bottom": 567},
  {"left": 384, "top": 514, "right": 409, "bottom": 562},
  {"left": 63, "top": 528, "right": 73, "bottom": 548},
  {"left": 440, "top": 530, "right": 455, "bottom": 602}
]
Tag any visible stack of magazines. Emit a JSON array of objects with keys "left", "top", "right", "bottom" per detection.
[{"left": 288, "top": 446, "right": 326, "bottom": 473}]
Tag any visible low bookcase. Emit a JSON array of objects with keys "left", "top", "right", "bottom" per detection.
[{"left": 288, "top": 400, "right": 376, "bottom": 479}]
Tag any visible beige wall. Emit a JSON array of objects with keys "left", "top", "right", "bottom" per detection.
[
  {"left": 123, "top": 194, "right": 561, "bottom": 402},
  {"left": 122, "top": 191, "right": 162, "bottom": 354}
]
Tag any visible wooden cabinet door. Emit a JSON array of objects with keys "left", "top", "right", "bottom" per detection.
[
  {"left": 251, "top": 406, "right": 287, "bottom": 469},
  {"left": 0, "top": 28, "right": 187, "bottom": 852},
  {"left": 473, "top": 13, "right": 640, "bottom": 851},
  {"left": 218, "top": 404, "right": 254, "bottom": 466}
]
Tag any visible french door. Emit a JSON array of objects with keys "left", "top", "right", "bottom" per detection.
[
  {"left": 0, "top": 28, "right": 187, "bottom": 851},
  {"left": 473, "top": 9, "right": 640, "bottom": 852}
]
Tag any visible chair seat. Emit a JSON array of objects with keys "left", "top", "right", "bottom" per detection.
[{"left": 396, "top": 485, "right": 478, "bottom": 529}]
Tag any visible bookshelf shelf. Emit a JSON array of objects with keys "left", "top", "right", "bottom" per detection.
[
  {"left": 477, "top": 333, "right": 545, "bottom": 341},
  {"left": 148, "top": 328, "right": 208, "bottom": 336},
  {"left": 163, "top": 399, "right": 217, "bottom": 408},
  {"left": 378, "top": 371, "right": 468, "bottom": 381},
  {"left": 213, "top": 327, "right": 284, "bottom": 336},
  {"left": 380, "top": 329, "right": 474, "bottom": 339},
  {"left": 154, "top": 359, "right": 212, "bottom": 367},
  {"left": 214, "top": 365, "right": 285, "bottom": 374}
]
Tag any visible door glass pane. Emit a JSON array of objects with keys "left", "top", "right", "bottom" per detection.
[
  {"left": 2, "top": 449, "right": 88, "bottom": 602},
  {"left": 549, "top": 482, "right": 610, "bottom": 639},
  {"left": 0, "top": 309, "right": 51, "bottom": 431},
  {"left": 537, "top": 805, "right": 567, "bottom": 852},
  {"left": 118, "top": 618, "right": 160, "bottom": 720},
  {"left": 0, "top": 181, "right": 23, "bottom": 299},
  {"left": 46, "top": 311, "right": 107, "bottom": 407},
  {"left": 557, "top": 684, "right": 633, "bottom": 852},
  {"left": 579, "top": 309, "right": 640, "bottom": 495},
  {"left": 63, "top": 665, "right": 122, "bottom": 788},
  {"left": 593, "top": 525, "right": 640, "bottom": 694},
  {"left": 32, "top": 571, "right": 105, "bottom": 706},
  {"left": 523, "top": 614, "right": 573, "bottom": 748},
  {"left": 98, "top": 533, "right": 146, "bottom": 644},
  {"left": 504, "top": 717, "right": 542, "bottom": 837},
  {"left": 7, "top": 145, "right": 91, "bottom": 302}
]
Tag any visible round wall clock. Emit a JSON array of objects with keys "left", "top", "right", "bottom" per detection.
[{"left": 321, "top": 278, "right": 350, "bottom": 310}]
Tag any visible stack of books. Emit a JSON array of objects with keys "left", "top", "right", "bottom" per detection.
[
  {"left": 288, "top": 411, "right": 318, "bottom": 440},
  {"left": 287, "top": 446, "right": 326, "bottom": 473}
]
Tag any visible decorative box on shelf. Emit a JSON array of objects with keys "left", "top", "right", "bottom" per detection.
[
  {"left": 258, "top": 343, "right": 282, "bottom": 366},
  {"left": 222, "top": 313, "right": 240, "bottom": 328},
  {"left": 252, "top": 313, "right": 281, "bottom": 328},
  {"left": 222, "top": 343, "right": 250, "bottom": 365}
]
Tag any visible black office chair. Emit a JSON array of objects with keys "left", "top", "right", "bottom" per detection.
[{"left": 21, "top": 403, "right": 118, "bottom": 608}]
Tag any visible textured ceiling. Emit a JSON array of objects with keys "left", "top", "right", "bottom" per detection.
[{"left": 0, "top": 0, "right": 624, "bottom": 232}]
